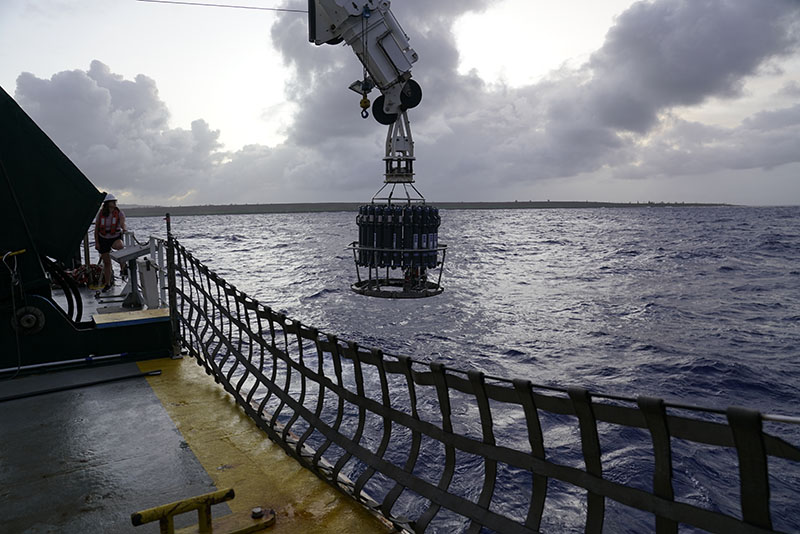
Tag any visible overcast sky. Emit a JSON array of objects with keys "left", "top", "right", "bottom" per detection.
[{"left": 1, "top": 0, "right": 799, "bottom": 206}]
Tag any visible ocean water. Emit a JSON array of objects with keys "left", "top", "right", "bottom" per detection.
[{"left": 132, "top": 205, "right": 800, "bottom": 532}]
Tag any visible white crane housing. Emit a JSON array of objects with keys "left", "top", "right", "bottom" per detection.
[
  {"left": 308, "top": 0, "right": 419, "bottom": 116},
  {"left": 308, "top": 0, "right": 423, "bottom": 187}
]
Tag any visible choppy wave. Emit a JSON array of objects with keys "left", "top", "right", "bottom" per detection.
[{"left": 133, "top": 205, "right": 800, "bottom": 532}]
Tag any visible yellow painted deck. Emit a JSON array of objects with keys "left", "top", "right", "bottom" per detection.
[
  {"left": 93, "top": 308, "right": 171, "bottom": 327},
  {"left": 137, "top": 356, "right": 394, "bottom": 533}
]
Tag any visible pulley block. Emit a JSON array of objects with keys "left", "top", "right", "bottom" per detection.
[
  {"left": 372, "top": 96, "right": 398, "bottom": 125},
  {"left": 11, "top": 306, "right": 46, "bottom": 335},
  {"left": 400, "top": 79, "right": 422, "bottom": 110}
]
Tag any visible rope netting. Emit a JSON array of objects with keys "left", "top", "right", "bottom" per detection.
[{"left": 169, "top": 238, "right": 799, "bottom": 533}]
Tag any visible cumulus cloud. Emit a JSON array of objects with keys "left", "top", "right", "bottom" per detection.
[
  {"left": 11, "top": 0, "right": 800, "bottom": 204},
  {"left": 15, "top": 60, "right": 223, "bottom": 203}
]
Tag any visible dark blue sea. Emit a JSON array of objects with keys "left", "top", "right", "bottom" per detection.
[{"left": 133, "top": 205, "right": 800, "bottom": 532}]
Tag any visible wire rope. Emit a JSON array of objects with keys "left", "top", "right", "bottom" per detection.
[
  {"left": 2, "top": 251, "right": 23, "bottom": 381},
  {"left": 135, "top": 0, "right": 307, "bottom": 13}
]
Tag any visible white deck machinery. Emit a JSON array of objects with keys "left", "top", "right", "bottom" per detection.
[{"left": 309, "top": 0, "right": 447, "bottom": 298}]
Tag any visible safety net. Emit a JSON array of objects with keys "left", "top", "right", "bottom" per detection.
[{"left": 168, "top": 237, "right": 800, "bottom": 533}]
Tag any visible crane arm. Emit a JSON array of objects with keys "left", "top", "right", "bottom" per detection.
[{"left": 308, "top": 0, "right": 421, "bottom": 120}]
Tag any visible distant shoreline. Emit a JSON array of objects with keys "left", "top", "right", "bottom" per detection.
[{"left": 124, "top": 201, "right": 731, "bottom": 218}]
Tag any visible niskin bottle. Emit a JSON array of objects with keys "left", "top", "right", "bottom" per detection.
[
  {"left": 375, "top": 205, "right": 384, "bottom": 267},
  {"left": 366, "top": 204, "right": 376, "bottom": 267},
  {"left": 382, "top": 205, "right": 393, "bottom": 267},
  {"left": 412, "top": 205, "right": 421, "bottom": 266},
  {"left": 392, "top": 205, "right": 402, "bottom": 268},
  {"left": 402, "top": 205, "right": 413, "bottom": 267},
  {"left": 357, "top": 205, "right": 366, "bottom": 266},
  {"left": 421, "top": 206, "right": 429, "bottom": 260}
]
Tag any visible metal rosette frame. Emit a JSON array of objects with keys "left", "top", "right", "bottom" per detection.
[
  {"left": 348, "top": 240, "right": 447, "bottom": 298},
  {"left": 349, "top": 107, "right": 448, "bottom": 298},
  {"left": 350, "top": 196, "right": 446, "bottom": 298}
]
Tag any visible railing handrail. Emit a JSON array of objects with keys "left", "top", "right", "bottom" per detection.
[{"left": 167, "top": 237, "right": 800, "bottom": 533}]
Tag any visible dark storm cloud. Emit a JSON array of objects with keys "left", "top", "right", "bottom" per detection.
[
  {"left": 267, "top": 0, "right": 521, "bottom": 196},
  {"left": 743, "top": 104, "right": 800, "bottom": 132},
  {"left": 272, "top": 0, "right": 800, "bottom": 199},
  {"left": 587, "top": 0, "right": 800, "bottom": 133},
  {"left": 614, "top": 102, "right": 800, "bottom": 180},
  {"left": 778, "top": 80, "right": 800, "bottom": 97},
  {"left": 11, "top": 0, "right": 800, "bottom": 204}
]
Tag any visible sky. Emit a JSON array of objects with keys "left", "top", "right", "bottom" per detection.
[{"left": 1, "top": 0, "right": 799, "bottom": 206}]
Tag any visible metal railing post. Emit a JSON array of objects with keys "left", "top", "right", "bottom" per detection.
[
  {"left": 83, "top": 231, "right": 90, "bottom": 266},
  {"left": 166, "top": 213, "right": 180, "bottom": 355}
]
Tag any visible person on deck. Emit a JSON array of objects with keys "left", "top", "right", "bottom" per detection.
[{"left": 94, "top": 193, "right": 126, "bottom": 292}]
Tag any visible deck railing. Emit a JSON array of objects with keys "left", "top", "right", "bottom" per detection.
[{"left": 168, "top": 236, "right": 800, "bottom": 533}]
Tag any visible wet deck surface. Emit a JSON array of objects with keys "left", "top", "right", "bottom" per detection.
[
  {"left": 0, "top": 363, "right": 219, "bottom": 533},
  {"left": 0, "top": 358, "right": 393, "bottom": 534}
]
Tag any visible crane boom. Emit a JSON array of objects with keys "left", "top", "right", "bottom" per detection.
[{"left": 308, "top": 0, "right": 421, "bottom": 119}]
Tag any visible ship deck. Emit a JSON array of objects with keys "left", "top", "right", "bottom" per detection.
[{"left": 1, "top": 355, "right": 392, "bottom": 533}]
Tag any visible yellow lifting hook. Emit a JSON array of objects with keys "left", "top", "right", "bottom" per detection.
[{"left": 360, "top": 95, "right": 370, "bottom": 119}]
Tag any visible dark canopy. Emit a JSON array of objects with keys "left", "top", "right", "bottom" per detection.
[{"left": 0, "top": 84, "right": 104, "bottom": 298}]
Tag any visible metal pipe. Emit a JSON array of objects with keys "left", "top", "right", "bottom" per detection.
[
  {"left": 156, "top": 238, "right": 168, "bottom": 307},
  {"left": 437, "top": 247, "right": 446, "bottom": 288},
  {"left": 762, "top": 414, "right": 800, "bottom": 425},
  {"left": 0, "top": 353, "right": 127, "bottom": 375},
  {"left": 0, "top": 369, "right": 162, "bottom": 403},
  {"left": 83, "top": 231, "right": 90, "bottom": 266}
]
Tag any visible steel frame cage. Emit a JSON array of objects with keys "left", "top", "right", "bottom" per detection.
[{"left": 347, "top": 242, "right": 447, "bottom": 298}]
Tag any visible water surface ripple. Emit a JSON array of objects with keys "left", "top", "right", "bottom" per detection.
[{"left": 134, "top": 206, "right": 800, "bottom": 531}]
